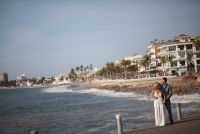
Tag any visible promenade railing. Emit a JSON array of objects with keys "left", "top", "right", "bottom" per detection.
[{"left": 115, "top": 103, "right": 183, "bottom": 134}]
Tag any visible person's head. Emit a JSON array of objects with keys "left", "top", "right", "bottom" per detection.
[
  {"left": 163, "top": 77, "right": 167, "bottom": 84},
  {"left": 153, "top": 83, "right": 162, "bottom": 92},
  {"left": 154, "top": 82, "right": 159, "bottom": 87}
]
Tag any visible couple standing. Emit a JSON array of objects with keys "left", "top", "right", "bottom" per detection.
[{"left": 151, "top": 77, "right": 174, "bottom": 126}]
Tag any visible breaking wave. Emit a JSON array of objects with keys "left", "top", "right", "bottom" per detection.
[
  {"left": 41, "top": 85, "right": 72, "bottom": 93},
  {"left": 41, "top": 86, "right": 150, "bottom": 100},
  {"left": 41, "top": 86, "right": 200, "bottom": 103},
  {"left": 171, "top": 94, "right": 200, "bottom": 103}
]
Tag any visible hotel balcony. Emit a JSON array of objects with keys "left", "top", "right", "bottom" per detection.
[{"left": 177, "top": 55, "right": 187, "bottom": 60}]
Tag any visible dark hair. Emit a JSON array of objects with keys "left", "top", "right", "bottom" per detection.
[
  {"left": 153, "top": 83, "right": 162, "bottom": 92},
  {"left": 156, "top": 83, "right": 162, "bottom": 89},
  {"left": 163, "top": 77, "right": 167, "bottom": 82}
]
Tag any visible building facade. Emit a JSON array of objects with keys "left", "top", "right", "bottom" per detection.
[
  {"left": 16, "top": 74, "right": 27, "bottom": 86},
  {"left": 124, "top": 54, "right": 143, "bottom": 65},
  {"left": 0, "top": 73, "right": 8, "bottom": 82},
  {"left": 148, "top": 34, "right": 200, "bottom": 76},
  {"left": 147, "top": 44, "right": 160, "bottom": 68}
]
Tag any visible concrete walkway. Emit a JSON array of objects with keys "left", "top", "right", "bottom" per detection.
[{"left": 124, "top": 114, "right": 200, "bottom": 134}]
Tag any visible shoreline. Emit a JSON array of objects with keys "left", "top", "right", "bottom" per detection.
[
  {"left": 0, "top": 84, "right": 69, "bottom": 90},
  {"left": 1, "top": 77, "right": 200, "bottom": 95},
  {"left": 72, "top": 77, "right": 200, "bottom": 95}
]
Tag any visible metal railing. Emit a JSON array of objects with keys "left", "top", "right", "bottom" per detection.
[{"left": 115, "top": 103, "right": 183, "bottom": 134}]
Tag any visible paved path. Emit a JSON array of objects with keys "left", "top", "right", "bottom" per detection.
[{"left": 124, "top": 114, "right": 200, "bottom": 134}]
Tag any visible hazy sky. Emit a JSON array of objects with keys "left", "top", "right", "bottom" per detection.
[{"left": 0, "top": 0, "right": 200, "bottom": 80}]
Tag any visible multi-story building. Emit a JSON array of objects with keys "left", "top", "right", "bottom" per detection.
[
  {"left": 148, "top": 34, "right": 200, "bottom": 76},
  {"left": 124, "top": 54, "right": 143, "bottom": 65},
  {"left": 16, "top": 74, "right": 27, "bottom": 86},
  {"left": 147, "top": 44, "right": 161, "bottom": 68},
  {"left": 0, "top": 73, "right": 8, "bottom": 82},
  {"left": 53, "top": 74, "right": 70, "bottom": 84},
  {"left": 124, "top": 54, "right": 143, "bottom": 72}
]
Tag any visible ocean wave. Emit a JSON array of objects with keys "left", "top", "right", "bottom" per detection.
[
  {"left": 171, "top": 94, "right": 200, "bottom": 103},
  {"left": 41, "top": 86, "right": 150, "bottom": 100},
  {"left": 79, "top": 88, "right": 150, "bottom": 100},
  {"left": 84, "top": 89, "right": 200, "bottom": 103},
  {"left": 41, "top": 85, "right": 72, "bottom": 93},
  {"left": 41, "top": 86, "right": 200, "bottom": 103}
]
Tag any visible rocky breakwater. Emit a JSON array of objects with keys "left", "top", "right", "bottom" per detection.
[{"left": 82, "top": 77, "right": 200, "bottom": 95}]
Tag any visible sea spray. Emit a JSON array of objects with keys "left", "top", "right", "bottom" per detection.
[
  {"left": 171, "top": 94, "right": 200, "bottom": 103},
  {"left": 41, "top": 86, "right": 200, "bottom": 103}
]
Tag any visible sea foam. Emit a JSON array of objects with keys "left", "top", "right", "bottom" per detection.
[
  {"left": 41, "top": 86, "right": 200, "bottom": 103},
  {"left": 171, "top": 94, "right": 200, "bottom": 103},
  {"left": 41, "top": 85, "right": 73, "bottom": 93}
]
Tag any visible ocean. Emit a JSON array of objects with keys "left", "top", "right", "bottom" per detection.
[{"left": 0, "top": 85, "right": 200, "bottom": 134}]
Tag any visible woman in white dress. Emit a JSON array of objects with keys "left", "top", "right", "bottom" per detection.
[{"left": 151, "top": 83, "right": 166, "bottom": 126}]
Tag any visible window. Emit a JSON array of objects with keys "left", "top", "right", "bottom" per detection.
[
  {"left": 169, "top": 46, "right": 176, "bottom": 51},
  {"left": 171, "top": 61, "right": 177, "bottom": 67},
  {"left": 186, "top": 44, "right": 192, "bottom": 49},
  {"left": 197, "top": 60, "right": 200, "bottom": 64},
  {"left": 160, "top": 47, "right": 168, "bottom": 53},
  {"left": 178, "top": 45, "right": 184, "bottom": 50},
  {"left": 180, "top": 61, "right": 185, "bottom": 66},
  {"left": 196, "top": 53, "right": 200, "bottom": 58}
]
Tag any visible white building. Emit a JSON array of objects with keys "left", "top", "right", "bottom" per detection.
[
  {"left": 147, "top": 44, "right": 161, "bottom": 68},
  {"left": 124, "top": 54, "right": 145, "bottom": 73},
  {"left": 53, "top": 74, "right": 70, "bottom": 85},
  {"left": 124, "top": 54, "right": 143, "bottom": 65},
  {"left": 16, "top": 74, "right": 27, "bottom": 86},
  {"left": 148, "top": 34, "right": 200, "bottom": 76}
]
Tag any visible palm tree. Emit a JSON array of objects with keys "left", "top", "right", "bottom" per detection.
[
  {"left": 84, "top": 66, "right": 88, "bottom": 81},
  {"left": 113, "top": 64, "right": 123, "bottom": 79},
  {"left": 86, "top": 66, "right": 89, "bottom": 70},
  {"left": 80, "top": 65, "right": 84, "bottom": 72},
  {"left": 192, "top": 39, "right": 200, "bottom": 73},
  {"left": 127, "top": 65, "right": 138, "bottom": 78},
  {"left": 140, "top": 54, "right": 151, "bottom": 77},
  {"left": 75, "top": 66, "right": 80, "bottom": 78},
  {"left": 120, "top": 60, "right": 131, "bottom": 79},
  {"left": 193, "top": 39, "right": 200, "bottom": 50},
  {"left": 110, "top": 62, "right": 115, "bottom": 79},
  {"left": 106, "top": 62, "right": 115, "bottom": 79},
  {"left": 186, "top": 52, "right": 194, "bottom": 73},
  {"left": 166, "top": 55, "right": 175, "bottom": 75},
  {"left": 160, "top": 56, "right": 167, "bottom": 67},
  {"left": 90, "top": 64, "right": 93, "bottom": 71},
  {"left": 186, "top": 52, "right": 193, "bottom": 61},
  {"left": 80, "top": 65, "right": 84, "bottom": 77},
  {"left": 159, "top": 56, "right": 167, "bottom": 75},
  {"left": 76, "top": 66, "right": 80, "bottom": 72},
  {"left": 69, "top": 68, "right": 77, "bottom": 81},
  {"left": 97, "top": 67, "right": 107, "bottom": 79},
  {"left": 166, "top": 55, "right": 175, "bottom": 67}
]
